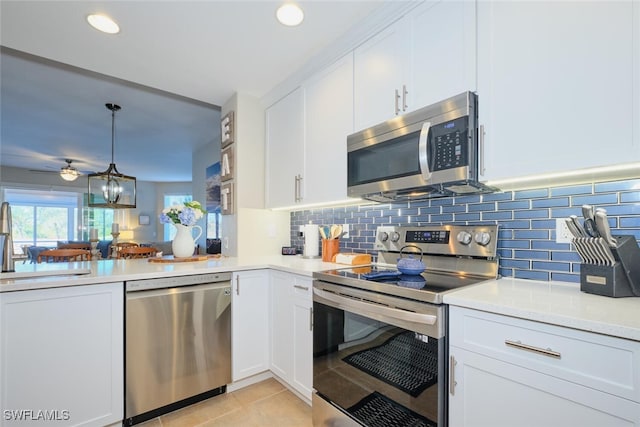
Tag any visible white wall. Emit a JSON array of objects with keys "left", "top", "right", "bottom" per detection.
[
  {"left": 220, "top": 93, "right": 290, "bottom": 257},
  {"left": 193, "top": 137, "right": 221, "bottom": 251}
]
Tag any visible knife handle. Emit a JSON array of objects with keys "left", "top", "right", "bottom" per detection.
[
  {"left": 582, "top": 204, "right": 595, "bottom": 221},
  {"left": 595, "top": 211, "right": 617, "bottom": 248}
]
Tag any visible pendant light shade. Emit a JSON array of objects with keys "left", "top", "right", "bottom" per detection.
[{"left": 88, "top": 103, "right": 136, "bottom": 208}]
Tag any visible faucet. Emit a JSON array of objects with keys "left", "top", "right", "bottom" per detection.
[{"left": 0, "top": 202, "right": 15, "bottom": 272}]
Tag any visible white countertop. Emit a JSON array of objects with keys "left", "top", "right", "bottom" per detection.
[
  {"left": 443, "top": 277, "right": 640, "bottom": 342},
  {"left": 0, "top": 255, "right": 342, "bottom": 293},
  {"left": 4, "top": 259, "right": 640, "bottom": 342}
]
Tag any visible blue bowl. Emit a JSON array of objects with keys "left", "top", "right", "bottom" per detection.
[{"left": 397, "top": 266, "right": 425, "bottom": 275}]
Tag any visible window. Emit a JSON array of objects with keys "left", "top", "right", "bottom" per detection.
[
  {"left": 4, "top": 189, "right": 82, "bottom": 253},
  {"left": 84, "top": 208, "right": 115, "bottom": 240},
  {"left": 163, "top": 194, "right": 192, "bottom": 240}
]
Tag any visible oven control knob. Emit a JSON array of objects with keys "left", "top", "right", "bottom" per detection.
[
  {"left": 390, "top": 232, "right": 401, "bottom": 242},
  {"left": 456, "top": 231, "right": 472, "bottom": 245},
  {"left": 474, "top": 232, "right": 492, "bottom": 246},
  {"left": 378, "top": 231, "right": 389, "bottom": 242}
]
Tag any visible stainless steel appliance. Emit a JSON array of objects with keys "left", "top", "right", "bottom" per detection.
[
  {"left": 125, "top": 272, "right": 232, "bottom": 425},
  {"left": 347, "top": 92, "right": 496, "bottom": 202},
  {"left": 312, "top": 224, "right": 499, "bottom": 427},
  {"left": 0, "top": 202, "right": 15, "bottom": 272}
]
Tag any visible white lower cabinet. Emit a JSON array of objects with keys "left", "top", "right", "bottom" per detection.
[
  {"left": 269, "top": 270, "right": 313, "bottom": 400},
  {"left": 0, "top": 283, "right": 123, "bottom": 427},
  {"left": 231, "top": 270, "right": 270, "bottom": 381},
  {"left": 449, "top": 306, "right": 640, "bottom": 427}
]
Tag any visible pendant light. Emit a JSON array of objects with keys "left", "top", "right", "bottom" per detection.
[
  {"left": 88, "top": 103, "right": 136, "bottom": 208},
  {"left": 60, "top": 159, "right": 81, "bottom": 181}
]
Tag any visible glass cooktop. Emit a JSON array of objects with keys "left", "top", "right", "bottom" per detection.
[{"left": 313, "top": 265, "right": 486, "bottom": 304}]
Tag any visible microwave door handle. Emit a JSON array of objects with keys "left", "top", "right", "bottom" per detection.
[{"left": 419, "top": 121, "right": 432, "bottom": 180}]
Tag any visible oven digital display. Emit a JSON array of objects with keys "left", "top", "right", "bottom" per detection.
[{"left": 405, "top": 230, "right": 450, "bottom": 244}]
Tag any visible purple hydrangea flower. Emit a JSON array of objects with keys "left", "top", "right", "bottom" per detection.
[{"left": 178, "top": 209, "right": 197, "bottom": 226}]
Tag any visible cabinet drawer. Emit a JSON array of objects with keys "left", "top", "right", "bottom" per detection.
[
  {"left": 293, "top": 276, "right": 312, "bottom": 299},
  {"left": 449, "top": 306, "right": 640, "bottom": 402}
]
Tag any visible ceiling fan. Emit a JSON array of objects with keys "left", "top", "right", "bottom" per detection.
[
  {"left": 28, "top": 158, "right": 94, "bottom": 181},
  {"left": 59, "top": 159, "right": 81, "bottom": 181}
]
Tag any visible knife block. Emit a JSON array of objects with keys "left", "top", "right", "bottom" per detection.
[{"left": 580, "top": 235, "right": 640, "bottom": 298}]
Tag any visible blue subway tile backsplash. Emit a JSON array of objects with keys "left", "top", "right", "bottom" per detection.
[{"left": 290, "top": 178, "right": 640, "bottom": 284}]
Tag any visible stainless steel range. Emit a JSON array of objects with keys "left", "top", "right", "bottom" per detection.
[{"left": 312, "top": 224, "right": 499, "bottom": 427}]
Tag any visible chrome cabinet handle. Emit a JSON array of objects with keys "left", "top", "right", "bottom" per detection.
[
  {"left": 294, "top": 285, "right": 309, "bottom": 291},
  {"left": 294, "top": 174, "right": 303, "bottom": 202},
  {"left": 298, "top": 174, "right": 303, "bottom": 201},
  {"left": 479, "top": 124, "right": 486, "bottom": 176},
  {"left": 505, "top": 339, "right": 561, "bottom": 359},
  {"left": 309, "top": 307, "right": 313, "bottom": 331},
  {"left": 394, "top": 89, "right": 400, "bottom": 115},
  {"left": 449, "top": 355, "right": 457, "bottom": 396},
  {"left": 402, "top": 84, "right": 408, "bottom": 111},
  {"left": 236, "top": 275, "right": 240, "bottom": 296}
]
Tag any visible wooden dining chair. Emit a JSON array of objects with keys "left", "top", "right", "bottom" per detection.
[
  {"left": 115, "top": 242, "right": 139, "bottom": 249},
  {"left": 117, "top": 246, "right": 157, "bottom": 259},
  {"left": 37, "top": 249, "right": 92, "bottom": 263},
  {"left": 58, "top": 242, "right": 91, "bottom": 250}
]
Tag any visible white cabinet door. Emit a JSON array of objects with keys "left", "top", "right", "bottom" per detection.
[
  {"left": 269, "top": 271, "right": 313, "bottom": 401},
  {"left": 291, "top": 277, "right": 313, "bottom": 400},
  {"left": 231, "top": 270, "right": 270, "bottom": 381},
  {"left": 303, "top": 53, "right": 354, "bottom": 204},
  {"left": 265, "top": 88, "right": 304, "bottom": 208},
  {"left": 409, "top": 0, "right": 476, "bottom": 110},
  {"left": 269, "top": 270, "right": 294, "bottom": 381},
  {"left": 478, "top": 1, "right": 638, "bottom": 182},
  {"left": 354, "top": 19, "right": 411, "bottom": 132},
  {"left": 449, "top": 347, "right": 640, "bottom": 427},
  {"left": 0, "top": 283, "right": 123, "bottom": 427}
]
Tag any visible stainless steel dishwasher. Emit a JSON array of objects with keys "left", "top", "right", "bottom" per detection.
[{"left": 125, "top": 272, "right": 232, "bottom": 425}]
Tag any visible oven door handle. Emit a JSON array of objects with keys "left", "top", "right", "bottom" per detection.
[
  {"left": 418, "top": 121, "right": 432, "bottom": 181},
  {"left": 313, "top": 287, "right": 437, "bottom": 326}
]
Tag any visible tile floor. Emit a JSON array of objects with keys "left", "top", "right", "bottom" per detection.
[{"left": 139, "top": 378, "right": 312, "bottom": 427}]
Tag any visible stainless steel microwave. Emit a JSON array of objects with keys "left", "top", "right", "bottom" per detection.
[{"left": 347, "top": 91, "right": 496, "bottom": 202}]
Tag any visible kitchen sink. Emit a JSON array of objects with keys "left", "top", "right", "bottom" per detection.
[{"left": 0, "top": 267, "right": 92, "bottom": 280}]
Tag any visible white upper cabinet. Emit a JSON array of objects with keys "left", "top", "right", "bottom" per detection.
[
  {"left": 354, "top": 19, "right": 410, "bottom": 131},
  {"left": 303, "top": 53, "right": 354, "bottom": 205},
  {"left": 266, "top": 53, "right": 354, "bottom": 209},
  {"left": 354, "top": 0, "right": 476, "bottom": 132},
  {"left": 478, "top": 0, "right": 639, "bottom": 182},
  {"left": 265, "top": 87, "right": 304, "bottom": 208},
  {"left": 409, "top": 0, "right": 476, "bottom": 110}
]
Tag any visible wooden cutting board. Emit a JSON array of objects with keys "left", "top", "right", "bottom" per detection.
[{"left": 148, "top": 254, "right": 221, "bottom": 263}]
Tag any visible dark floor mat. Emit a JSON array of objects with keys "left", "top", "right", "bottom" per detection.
[
  {"left": 348, "top": 391, "right": 437, "bottom": 427},
  {"left": 343, "top": 331, "right": 439, "bottom": 397}
]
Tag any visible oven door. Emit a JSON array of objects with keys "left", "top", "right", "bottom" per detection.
[{"left": 312, "top": 281, "right": 447, "bottom": 427}]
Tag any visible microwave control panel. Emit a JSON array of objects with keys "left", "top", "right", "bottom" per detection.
[{"left": 431, "top": 116, "right": 469, "bottom": 171}]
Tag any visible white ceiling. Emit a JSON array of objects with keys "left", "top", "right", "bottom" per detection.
[{"left": 0, "top": 0, "right": 389, "bottom": 182}]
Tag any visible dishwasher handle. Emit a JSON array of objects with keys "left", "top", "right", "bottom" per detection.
[{"left": 126, "top": 281, "right": 231, "bottom": 299}]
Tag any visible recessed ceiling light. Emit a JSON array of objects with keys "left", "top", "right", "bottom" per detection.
[
  {"left": 276, "top": 3, "right": 304, "bottom": 27},
  {"left": 87, "top": 14, "right": 120, "bottom": 34}
]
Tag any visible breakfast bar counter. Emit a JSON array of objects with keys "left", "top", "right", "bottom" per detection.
[{"left": 0, "top": 255, "right": 343, "bottom": 293}]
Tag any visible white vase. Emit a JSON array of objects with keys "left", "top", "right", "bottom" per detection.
[{"left": 172, "top": 224, "right": 203, "bottom": 258}]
